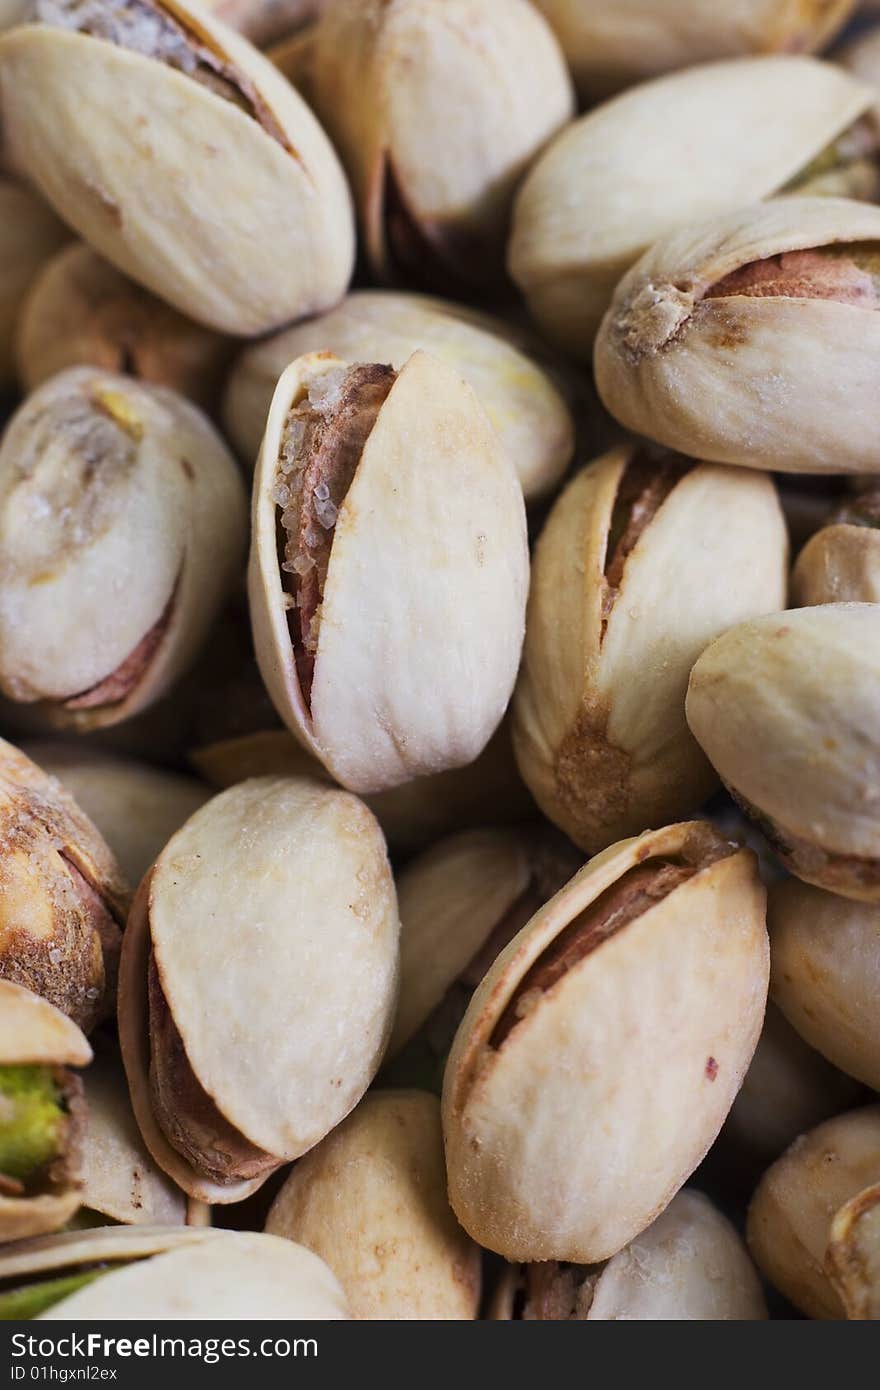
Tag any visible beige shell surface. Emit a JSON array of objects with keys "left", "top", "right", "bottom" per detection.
[
  {"left": 769, "top": 879, "right": 880, "bottom": 1090},
  {"left": 792, "top": 523, "right": 880, "bottom": 604},
  {"left": 0, "top": 3, "right": 354, "bottom": 334},
  {"left": 509, "top": 58, "right": 872, "bottom": 356},
  {"left": 595, "top": 197, "right": 880, "bottom": 473},
  {"left": 0, "top": 367, "right": 247, "bottom": 729},
  {"left": 0, "top": 177, "right": 70, "bottom": 386},
  {"left": 686, "top": 604, "right": 880, "bottom": 890},
  {"left": 249, "top": 351, "right": 529, "bottom": 796},
  {"left": 442, "top": 822, "right": 769, "bottom": 1263},
  {"left": 0, "top": 1222, "right": 217, "bottom": 1283},
  {"left": 747, "top": 1105, "right": 880, "bottom": 1319},
  {"left": 826, "top": 1183, "right": 880, "bottom": 1319},
  {"left": 512, "top": 446, "right": 788, "bottom": 852},
  {"left": 222, "top": 290, "right": 574, "bottom": 501},
  {"left": 40, "top": 1231, "right": 350, "bottom": 1320},
  {"left": 266, "top": 1090, "right": 479, "bottom": 1320},
  {"left": 119, "top": 777, "right": 399, "bottom": 1199}
]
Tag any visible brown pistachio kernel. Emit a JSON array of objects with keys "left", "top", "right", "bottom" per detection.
[
  {"left": 600, "top": 451, "right": 692, "bottom": 632},
  {"left": 707, "top": 243, "right": 880, "bottom": 305}
]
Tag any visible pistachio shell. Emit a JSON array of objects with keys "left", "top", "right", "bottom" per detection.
[
  {"left": 826, "top": 1183, "right": 880, "bottom": 1320},
  {"left": 222, "top": 290, "right": 574, "bottom": 502},
  {"left": 510, "top": 57, "right": 874, "bottom": 357},
  {"left": 687, "top": 604, "right": 880, "bottom": 900},
  {"left": 0, "top": 177, "right": 69, "bottom": 387},
  {"left": 512, "top": 445, "right": 787, "bottom": 852},
  {"left": 310, "top": 0, "right": 572, "bottom": 289},
  {"left": 0, "top": 0, "right": 354, "bottom": 333},
  {"left": 266, "top": 1090, "right": 479, "bottom": 1320},
  {"left": 248, "top": 350, "right": 529, "bottom": 795},
  {"left": 119, "top": 776, "right": 399, "bottom": 1203},
  {"left": 0, "top": 1221, "right": 216, "bottom": 1283},
  {"left": 0, "top": 367, "right": 247, "bottom": 731},
  {"left": 793, "top": 522, "right": 880, "bottom": 603},
  {"left": 769, "top": 878, "right": 880, "bottom": 1090},
  {"left": 595, "top": 196, "right": 880, "bottom": 472},
  {"left": 16, "top": 243, "right": 234, "bottom": 410},
  {"left": 203, "top": 0, "right": 320, "bottom": 47},
  {"left": 442, "top": 821, "right": 768, "bottom": 1262},
  {"left": 747, "top": 1105, "right": 880, "bottom": 1318}
]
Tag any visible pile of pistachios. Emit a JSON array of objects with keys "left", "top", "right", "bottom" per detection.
[{"left": 0, "top": 0, "right": 879, "bottom": 1324}]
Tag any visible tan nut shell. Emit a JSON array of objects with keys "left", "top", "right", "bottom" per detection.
[
  {"left": 0, "top": 1, "right": 354, "bottom": 334},
  {"left": 512, "top": 446, "right": 788, "bottom": 853},
  {"left": 0, "top": 1222, "right": 217, "bottom": 1286},
  {"left": 792, "top": 523, "right": 880, "bottom": 604},
  {"left": 0, "top": 367, "right": 247, "bottom": 730},
  {"left": 222, "top": 290, "right": 574, "bottom": 501},
  {"left": 442, "top": 822, "right": 769, "bottom": 1263},
  {"left": 687, "top": 604, "right": 880, "bottom": 900},
  {"left": 266, "top": 1090, "right": 479, "bottom": 1320},
  {"left": 0, "top": 177, "right": 69, "bottom": 387},
  {"left": 119, "top": 776, "right": 400, "bottom": 1203},
  {"left": 509, "top": 57, "right": 873, "bottom": 356},
  {"left": 249, "top": 351, "right": 529, "bottom": 796},
  {"left": 769, "top": 879, "right": 880, "bottom": 1090},
  {"left": 826, "top": 1183, "right": 880, "bottom": 1320},
  {"left": 595, "top": 196, "right": 880, "bottom": 473},
  {"left": 747, "top": 1106, "right": 880, "bottom": 1319},
  {"left": 0, "top": 981, "right": 92, "bottom": 1242}
]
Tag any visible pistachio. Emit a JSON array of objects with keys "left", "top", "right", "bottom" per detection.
[
  {"left": 596, "top": 196, "right": 880, "bottom": 473},
  {"left": 747, "top": 1105, "right": 880, "bottom": 1318},
  {"left": 202, "top": 0, "right": 320, "bottom": 47},
  {"left": 248, "top": 351, "right": 529, "bottom": 796},
  {"left": 442, "top": 821, "right": 768, "bottom": 1262},
  {"left": 223, "top": 290, "right": 575, "bottom": 503},
  {"left": 266, "top": 1091, "right": 480, "bottom": 1320},
  {"left": 119, "top": 776, "right": 399, "bottom": 1203},
  {"left": 686, "top": 604, "right": 880, "bottom": 901},
  {"left": 16, "top": 244, "right": 234, "bottom": 412},
  {"left": 0, "top": 982, "right": 91, "bottom": 1242},
  {"left": 511, "top": 445, "right": 787, "bottom": 853},
  {"left": 826, "top": 1183, "right": 880, "bottom": 1320},
  {"left": 0, "top": 0, "right": 354, "bottom": 334},
  {"left": 266, "top": 21, "right": 313, "bottom": 96},
  {"left": 769, "top": 879, "right": 880, "bottom": 1090},
  {"left": 0, "top": 368, "right": 247, "bottom": 732},
  {"left": 0, "top": 178, "right": 70, "bottom": 388},
  {"left": 0, "top": 739, "right": 128, "bottom": 1032},
  {"left": 491, "top": 1190, "right": 767, "bottom": 1321},
  {"left": 510, "top": 58, "right": 877, "bottom": 358},
  {"left": 792, "top": 489, "right": 880, "bottom": 603},
  {"left": 309, "top": 0, "right": 573, "bottom": 292}
]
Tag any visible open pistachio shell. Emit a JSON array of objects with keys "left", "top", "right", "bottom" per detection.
[
  {"left": 596, "top": 196, "right": 880, "bottom": 473},
  {"left": 747, "top": 1105, "right": 880, "bottom": 1318},
  {"left": 310, "top": 0, "right": 572, "bottom": 291},
  {"left": 0, "top": 0, "right": 354, "bottom": 334},
  {"left": 491, "top": 1189, "right": 767, "bottom": 1320},
  {"left": 119, "top": 776, "right": 399, "bottom": 1204},
  {"left": 769, "top": 879, "right": 880, "bottom": 1090},
  {"left": 687, "top": 604, "right": 880, "bottom": 901},
  {"left": 510, "top": 57, "right": 875, "bottom": 358},
  {"left": 222, "top": 290, "right": 574, "bottom": 502},
  {"left": 0, "top": 982, "right": 92, "bottom": 1242},
  {"left": 248, "top": 350, "right": 529, "bottom": 796},
  {"left": 0, "top": 739, "right": 128, "bottom": 1031},
  {"left": 0, "top": 367, "right": 247, "bottom": 731},
  {"left": 16, "top": 243, "right": 234, "bottom": 411},
  {"left": 826, "top": 1183, "right": 880, "bottom": 1320},
  {"left": 512, "top": 445, "right": 788, "bottom": 853},
  {"left": 442, "top": 821, "right": 769, "bottom": 1263},
  {"left": 266, "top": 1090, "right": 479, "bottom": 1320},
  {"left": 0, "top": 177, "right": 69, "bottom": 387}
]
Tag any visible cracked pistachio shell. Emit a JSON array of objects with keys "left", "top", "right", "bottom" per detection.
[
  {"left": 595, "top": 196, "right": 880, "bottom": 473},
  {"left": 769, "top": 879, "right": 880, "bottom": 1090},
  {"left": 0, "top": 738, "right": 128, "bottom": 1032},
  {"left": 0, "top": 981, "right": 92, "bottom": 1242},
  {"left": 442, "top": 821, "right": 769, "bottom": 1263},
  {"left": 248, "top": 350, "right": 529, "bottom": 796},
  {"left": 687, "top": 604, "right": 880, "bottom": 901},
  {"left": 0, "top": 367, "right": 247, "bottom": 732},
  {"left": 509, "top": 57, "right": 875, "bottom": 358},
  {"left": 793, "top": 523, "right": 880, "bottom": 603},
  {"left": 16, "top": 244, "right": 234, "bottom": 411},
  {"left": 310, "top": 0, "right": 573, "bottom": 290},
  {"left": 0, "top": 0, "right": 354, "bottom": 334},
  {"left": 747, "top": 1105, "right": 880, "bottom": 1318},
  {"left": 0, "top": 178, "right": 69, "bottom": 387},
  {"left": 223, "top": 290, "right": 574, "bottom": 502},
  {"left": 266, "top": 1090, "right": 480, "bottom": 1320},
  {"left": 512, "top": 444, "right": 788, "bottom": 853},
  {"left": 492, "top": 1190, "right": 767, "bottom": 1321},
  {"left": 119, "top": 776, "right": 399, "bottom": 1204},
  {"left": 826, "top": 1183, "right": 880, "bottom": 1320},
  {"left": 22, "top": 742, "right": 210, "bottom": 886}
]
